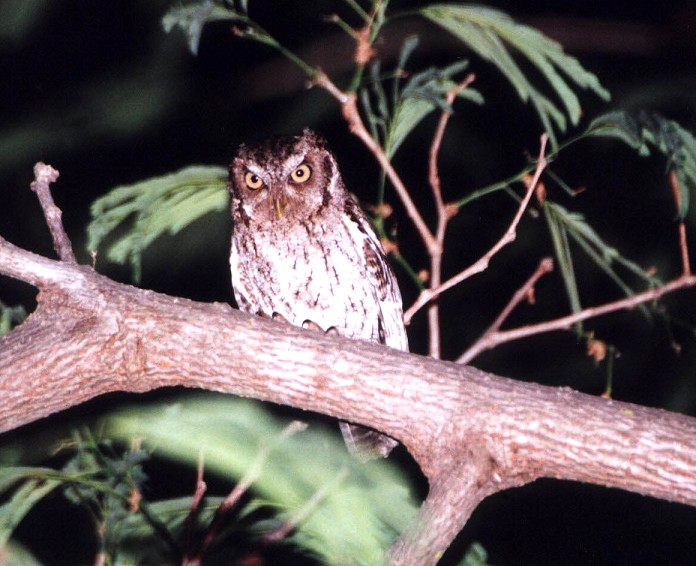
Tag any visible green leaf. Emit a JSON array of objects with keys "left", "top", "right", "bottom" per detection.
[
  {"left": 587, "top": 110, "right": 696, "bottom": 219},
  {"left": 0, "top": 300, "right": 26, "bottom": 336},
  {"left": 585, "top": 110, "right": 653, "bottom": 155},
  {"left": 107, "top": 395, "right": 417, "bottom": 565},
  {"left": 543, "top": 201, "right": 658, "bottom": 325},
  {"left": 163, "top": 1, "right": 247, "bottom": 55},
  {"left": 421, "top": 4, "right": 610, "bottom": 147},
  {"left": 543, "top": 202, "right": 583, "bottom": 335},
  {"left": 86, "top": 165, "right": 228, "bottom": 282},
  {"left": 0, "top": 470, "right": 62, "bottom": 546},
  {"left": 385, "top": 62, "right": 483, "bottom": 158}
]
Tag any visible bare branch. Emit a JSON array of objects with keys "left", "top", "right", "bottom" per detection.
[
  {"left": 405, "top": 134, "right": 550, "bottom": 324},
  {"left": 263, "top": 467, "right": 350, "bottom": 544},
  {"left": 182, "top": 455, "right": 208, "bottom": 566},
  {"left": 425, "top": 74, "right": 477, "bottom": 358},
  {"left": 195, "top": 421, "right": 307, "bottom": 560},
  {"left": 670, "top": 169, "right": 692, "bottom": 276},
  {"left": 459, "top": 257, "right": 554, "bottom": 364},
  {"left": 312, "top": 72, "right": 440, "bottom": 255},
  {"left": 30, "top": 162, "right": 76, "bottom": 264},
  {"left": 457, "top": 272, "right": 696, "bottom": 362}
]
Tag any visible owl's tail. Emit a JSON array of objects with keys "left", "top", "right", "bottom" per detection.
[{"left": 339, "top": 421, "right": 399, "bottom": 461}]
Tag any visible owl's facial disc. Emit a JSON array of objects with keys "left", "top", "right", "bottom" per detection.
[{"left": 231, "top": 131, "right": 338, "bottom": 225}]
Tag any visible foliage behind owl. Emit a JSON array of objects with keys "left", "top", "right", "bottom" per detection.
[{"left": 228, "top": 129, "right": 408, "bottom": 459}]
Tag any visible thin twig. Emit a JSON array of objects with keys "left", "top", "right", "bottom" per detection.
[
  {"left": 30, "top": 162, "right": 76, "bottom": 264},
  {"left": 405, "top": 134, "right": 550, "bottom": 324},
  {"left": 197, "top": 421, "right": 307, "bottom": 558},
  {"left": 263, "top": 467, "right": 350, "bottom": 543},
  {"left": 458, "top": 257, "right": 554, "bottom": 364},
  {"left": 426, "top": 74, "right": 477, "bottom": 358},
  {"left": 312, "top": 72, "right": 440, "bottom": 254},
  {"left": 182, "top": 453, "right": 207, "bottom": 566},
  {"left": 670, "top": 169, "right": 692, "bottom": 276},
  {"left": 457, "top": 272, "right": 696, "bottom": 363}
]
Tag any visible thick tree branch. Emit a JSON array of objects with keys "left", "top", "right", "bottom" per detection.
[
  {"left": 2, "top": 165, "right": 696, "bottom": 564},
  {"left": 2, "top": 234, "right": 696, "bottom": 563}
]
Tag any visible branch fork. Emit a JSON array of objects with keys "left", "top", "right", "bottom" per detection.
[{"left": 3, "top": 164, "right": 696, "bottom": 564}]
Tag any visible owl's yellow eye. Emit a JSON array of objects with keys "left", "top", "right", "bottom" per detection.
[
  {"left": 244, "top": 171, "right": 264, "bottom": 190},
  {"left": 290, "top": 164, "right": 312, "bottom": 184}
]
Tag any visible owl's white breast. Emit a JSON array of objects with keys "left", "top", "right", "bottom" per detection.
[{"left": 231, "top": 218, "right": 382, "bottom": 342}]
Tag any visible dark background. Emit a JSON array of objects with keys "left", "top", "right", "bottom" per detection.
[{"left": 2, "top": 1, "right": 696, "bottom": 564}]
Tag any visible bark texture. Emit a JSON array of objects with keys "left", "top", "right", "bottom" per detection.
[{"left": 2, "top": 236, "right": 696, "bottom": 564}]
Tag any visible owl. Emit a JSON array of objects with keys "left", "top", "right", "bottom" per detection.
[{"left": 228, "top": 129, "right": 408, "bottom": 460}]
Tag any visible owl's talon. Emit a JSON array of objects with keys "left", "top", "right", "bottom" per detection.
[
  {"left": 301, "top": 319, "right": 324, "bottom": 332},
  {"left": 271, "top": 312, "right": 291, "bottom": 324}
]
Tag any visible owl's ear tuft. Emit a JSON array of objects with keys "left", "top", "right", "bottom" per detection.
[{"left": 301, "top": 128, "right": 329, "bottom": 148}]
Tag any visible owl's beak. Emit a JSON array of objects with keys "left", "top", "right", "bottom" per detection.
[{"left": 273, "top": 198, "right": 287, "bottom": 219}]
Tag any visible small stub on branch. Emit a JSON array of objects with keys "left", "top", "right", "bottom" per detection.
[
  {"left": 29, "top": 161, "right": 77, "bottom": 264},
  {"left": 30, "top": 162, "right": 60, "bottom": 189}
]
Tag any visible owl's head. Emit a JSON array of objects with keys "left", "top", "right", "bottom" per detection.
[{"left": 229, "top": 129, "right": 345, "bottom": 225}]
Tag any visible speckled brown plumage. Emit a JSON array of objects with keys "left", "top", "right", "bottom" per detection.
[{"left": 228, "top": 129, "right": 408, "bottom": 459}]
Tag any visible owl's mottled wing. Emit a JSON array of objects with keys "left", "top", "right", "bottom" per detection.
[
  {"left": 342, "top": 197, "right": 408, "bottom": 351},
  {"left": 338, "top": 197, "right": 406, "bottom": 460}
]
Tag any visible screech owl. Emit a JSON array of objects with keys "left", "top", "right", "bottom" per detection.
[{"left": 228, "top": 128, "right": 408, "bottom": 460}]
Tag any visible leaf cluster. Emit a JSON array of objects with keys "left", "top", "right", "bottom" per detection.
[
  {"left": 87, "top": 166, "right": 228, "bottom": 282},
  {"left": 0, "top": 397, "right": 417, "bottom": 565}
]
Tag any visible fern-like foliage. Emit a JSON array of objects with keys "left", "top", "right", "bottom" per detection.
[
  {"left": 420, "top": 4, "right": 610, "bottom": 148},
  {"left": 586, "top": 110, "right": 696, "bottom": 219},
  {"left": 543, "top": 201, "right": 660, "bottom": 334},
  {"left": 86, "top": 166, "right": 228, "bottom": 282},
  {"left": 0, "top": 397, "right": 416, "bottom": 565},
  {"left": 359, "top": 36, "right": 483, "bottom": 159}
]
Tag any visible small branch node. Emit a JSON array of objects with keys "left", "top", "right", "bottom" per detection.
[
  {"left": 405, "top": 133, "right": 549, "bottom": 325},
  {"left": 310, "top": 71, "right": 348, "bottom": 104},
  {"left": 354, "top": 25, "right": 375, "bottom": 66},
  {"left": 30, "top": 162, "right": 59, "bottom": 189},
  {"left": 458, "top": 256, "right": 555, "bottom": 364}
]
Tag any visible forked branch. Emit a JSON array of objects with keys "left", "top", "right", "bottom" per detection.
[
  {"left": 405, "top": 134, "right": 550, "bottom": 324},
  {"left": 456, "top": 156, "right": 696, "bottom": 364},
  {"left": 1, "top": 164, "right": 696, "bottom": 565}
]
